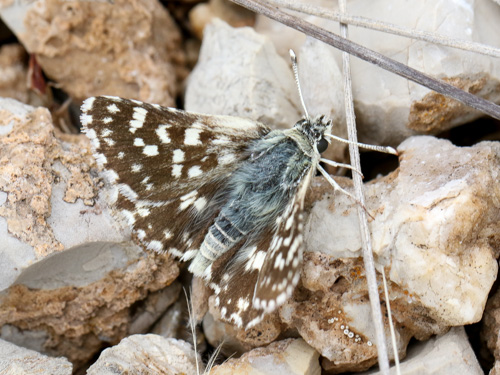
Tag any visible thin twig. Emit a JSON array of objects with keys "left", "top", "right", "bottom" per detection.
[
  {"left": 229, "top": 0, "right": 500, "bottom": 121},
  {"left": 269, "top": 0, "right": 500, "bottom": 58},
  {"left": 338, "top": 0, "right": 389, "bottom": 372},
  {"left": 382, "top": 269, "right": 401, "bottom": 375}
]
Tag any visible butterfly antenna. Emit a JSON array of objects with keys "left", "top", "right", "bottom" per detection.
[{"left": 289, "top": 49, "right": 310, "bottom": 121}]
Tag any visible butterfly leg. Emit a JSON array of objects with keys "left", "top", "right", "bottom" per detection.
[
  {"left": 316, "top": 164, "right": 374, "bottom": 219},
  {"left": 320, "top": 158, "right": 364, "bottom": 178}
]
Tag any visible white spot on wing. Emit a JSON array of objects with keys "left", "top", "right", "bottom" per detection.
[
  {"left": 194, "top": 197, "right": 207, "bottom": 211},
  {"left": 172, "top": 149, "right": 184, "bottom": 163},
  {"left": 156, "top": 125, "right": 171, "bottom": 144},
  {"left": 137, "top": 229, "right": 146, "bottom": 240},
  {"left": 147, "top": 240, "right": 163, "bottom": 252},
  {"left": 134, "top": 138, "right": 145, "bottom": 147},
  {"left": 107, "top": 103, "right": 120, "bottom": 113},
  {"left": 131, "top": 164, "right": 142, "bottom": 173},
  {"left": 121, "top": 210, "right": 135, "bottom": 225},
  {"left": 103, "top": 138, "right": 115, "bottom": 146},
  {"left": 172, "top": 164, "right": 182, "bottom": 178},
  {"left": 81, "top": 97, "right": 95, "bottom": 112},
  {"left": 137, "top": 207, "right": 150, "bottom": 217},
  {"left": 164, "top": 230, "right": 173, "bottom": 240},
  {"left": 245, "top": 250, "right": 266, "bottom": 271},
  {"left": 188, "top": 165, "right": 202, "bottom": 178},
  {"left": 143, "top": 145, "right": 159, "bottom": 156},
  {"left": 80, "top": 114, "right": 93, "bottom": 125},
  {"left": 101, "top": 128, "right": 113, "bottom": 137},
  {"left": 184, "top": 128, "right": 202, "bottom": 146},
  {"left": 130, "top": 107, "right": 147, "bottom": 129},
  {"left": 118, "top": 184, "right": 138, "bottom": 200}
]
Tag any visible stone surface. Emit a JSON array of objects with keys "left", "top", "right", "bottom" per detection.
[
  {"left": 363, "top": 327, "right": 483, "bottom": 374},
  {"left": 481, "top": 284, "right": 500, "bottom": 374},
  {"left": 189, "top": 0, "right": 255, "bottom": 39},
  {"left": 255, "top": 0, "right": 500, "bottom": 146},
  {"left": 0, "top": 0, "right": 186, "bottom": 105},
  {"left": 206, "top": 136, "right": 499, "bottom": 373},
  {"left": 87, "top": 334, "right": 201, "bottom": 375},
  {"left": 185, "top": 19, "right": 302, "bottom": 130},
  {"left": 0, "top": 338, "right": 72, "bottom": 375},
  {"left": 0, "top": 98, "right": 180, "bottom": 367},
  {"left": 209, "top": 338, "right": 321, "bottom": 375},
  {"left": 185, "top": 19, "right": 347, "bottom": 164},
  {"left": 0, "top": 44, "right": 28, "bottom": 104}
]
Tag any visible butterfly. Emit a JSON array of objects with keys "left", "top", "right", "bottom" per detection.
[{"left": 80, "top": 52, "right": 392, "bottom": 329}]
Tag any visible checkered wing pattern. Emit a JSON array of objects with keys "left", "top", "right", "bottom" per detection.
[{"left": 81, "top": 96, "right": 269, "bottom": 258}]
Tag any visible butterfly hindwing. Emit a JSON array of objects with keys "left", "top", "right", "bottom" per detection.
[
  {"left": 81, "top": 96, "right": 270, "bottom": 255},
  {"left": 210, "top": 168, "right": 313, "bottom": 329}
]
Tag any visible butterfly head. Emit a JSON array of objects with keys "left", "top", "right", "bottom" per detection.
[{"left": 294, "top": 115, "right": 332, "bottom": 154}]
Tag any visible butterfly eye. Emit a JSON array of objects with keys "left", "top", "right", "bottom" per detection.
[{"left": 317, "top": 137, "right": 328, "bottom": 153}]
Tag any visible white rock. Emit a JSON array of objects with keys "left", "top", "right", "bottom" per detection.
[
  {"left": 256, "top": 0, "right": 500, "bottom": 145},
  {"left": 306, "top": 137, "right": 499, "bottom": 326},
  {"left": 86, "top": 335, "right": 202, "bottom": 375},
  {"left": 185, "top": 19, "right": 302, "bottom": 130},
  {"left": 363, "top": 327, "right": 483, "bottom": 374},
  {"left": 209, "top": 338, "right": 321, "bottom": 375},
  {"left": 0, "top": 338, "right": 72, "bottom": 375}
]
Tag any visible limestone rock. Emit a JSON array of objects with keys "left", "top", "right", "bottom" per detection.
[
  {"left": 363, "top": 327, "right": 483, "bottom": 374},
  {"left": 209, "top": 338, "right": 321, "bottom": 375},
  {"left": 0, "top": 98, "right": 180, "bottom": 366},
  {"left": 87, "top": 335, "right": 201, "bottom": 375},
  {"left": 189, "top": 0, "right": 255, "bottom": 39},
  {"left": 207, "top": 136, "right": 499, "bottom": 372},
  {"left": 0, "top": 0, "right": 186, "bottom": 105},
  {"left": 185, "top": 19, "right": 302, "bottom": 130},
  {"left": 255, "top": 0, "right": 500, "bottom": 146},
  {"left": 0, "top": 338, "right": 72, "bottom": 375}
]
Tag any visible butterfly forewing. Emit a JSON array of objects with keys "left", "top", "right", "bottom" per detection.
[{"left": 81, "top": 96, "right": 269, "bottom": 255}]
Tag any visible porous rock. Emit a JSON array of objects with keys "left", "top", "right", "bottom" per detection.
[
  {"left": 0, "top": 98, "right": 180, "bottom": 366},
  {"left": 207, "top": 136, "right": 499, "bottom": 373},
  {"left": 87, "top": 334, "right": 201, "bottom": 375},
  {"left": 0, "top": 338, "right": 72, "bottom": 375},
  {"left": 0, "top": 0, "right": 186, "bottom": 105},
  {"left": 0, "top": 44, "right": 29, "bottom": 104},
  {"left": 209, "top": 338, "right": 321, "bottom": 375},
  {"left": 256, "top": 0, "right": 500, "bottom": 146}
]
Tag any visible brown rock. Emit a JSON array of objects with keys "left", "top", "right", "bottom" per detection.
[
  {"left": 0, "top": 44, "right": 29, "bottom": 103},
  {"left": 20, "top": 0, "right": 186, "bottom": 105}
]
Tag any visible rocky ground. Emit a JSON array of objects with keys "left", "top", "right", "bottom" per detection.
[{"left": 0, "top": 0, "right": 499, "bottom": 374}]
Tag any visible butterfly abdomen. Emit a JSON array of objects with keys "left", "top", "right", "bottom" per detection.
[{"left": 189, "top": 131, "right": 313, "bottom": 278}]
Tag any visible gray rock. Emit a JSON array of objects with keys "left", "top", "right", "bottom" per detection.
[
  {"left": 0, "top": 338, "right": 72, "bottom": 375},
  {"left": 363, "top": 327, "right": 483, "bottom": 374},
  {"left": 86, "top": 335, "right": 201, "bottom": 375}
]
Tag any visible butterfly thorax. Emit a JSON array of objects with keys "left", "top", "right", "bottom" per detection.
[
  {"left": 188, "top": 128, "right": 316, "bottom": 278},
  {"left": 292, "top": 115, "right": 331, "bottom": 156}
]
